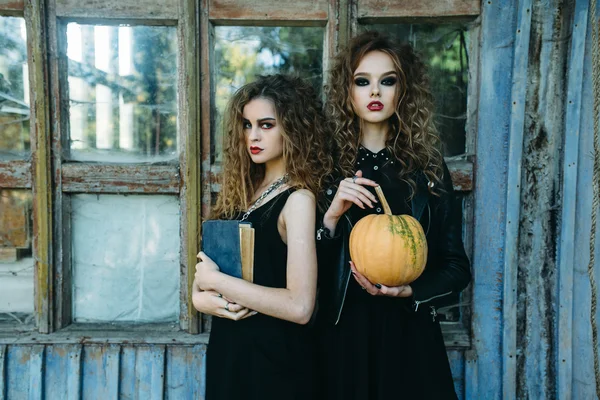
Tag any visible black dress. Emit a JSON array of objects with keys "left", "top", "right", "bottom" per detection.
[
  {"left": 206, "top": 189, "right": 317, "bottom": 400},
  {"left": 318, "top": 146, "right": 458, "bottom": 400}
]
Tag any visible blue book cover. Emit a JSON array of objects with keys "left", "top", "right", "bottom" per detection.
[{"left": 201, "top": 220, "right": 250, "bottom": 279}]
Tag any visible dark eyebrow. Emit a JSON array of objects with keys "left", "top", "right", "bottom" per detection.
[
  {"left": 257, "top": 117, "right": 276, "bottom": 123},
  {"left": 353, "top": 71, "right": 397, "bottom": 77}
]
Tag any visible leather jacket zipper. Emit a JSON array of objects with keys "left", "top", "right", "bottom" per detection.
[{"left": 413, "top": 291, "right": 452, "bottom": 312}]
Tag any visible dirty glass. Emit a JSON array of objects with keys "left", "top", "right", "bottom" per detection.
[
  {"left": 66, "top": 24, "right": 178, "bottom": 163},
  {"left": 0, "top": 190, "right": 34, "bottom": 328},
  {"left": 71, "top": 194, "right": 180, "bottom": 323},
  {"left": 212, "top": 26, "right": 324, "bottom": 163},
  {"left": 0, "top": 17, "right": 30, "bottom": 159},
  {"left": 362, "top": 24, "right": 469, "bottom": 157}
]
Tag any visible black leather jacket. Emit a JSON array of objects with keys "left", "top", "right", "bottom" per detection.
[{"left": 317, "top": 162, "right": 472, "bottom": 325}]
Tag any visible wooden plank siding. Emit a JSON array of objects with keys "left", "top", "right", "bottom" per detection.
[
  {"left": 61, "top": 164, "right": 180, "bottom": 194},
  {"left": 558, "top": 0, "right": 589, "bottom": 397},
  {"left": 514, "top": 1, "right": 574, "bottom": 397},
  {"left": 357, "top": 0, "right": 480, "bottom": 22},
  {"left": 0, "top": 0, "right": 23, "bottom": 13},
  {"left": 165, "top": 345, "right": 206, "bottom": 399},
  {"left": 448, "top": 350, "right": 465, "bottom": 400},
  {"left": 569, "top": 3, "right": 597, "bottom": 398},
  {"left": 119, "top": 346, "right": 166, "bottom": 400},
  {"left": 4, "top": 345, "right": 44, "bottom": 399},
  {"left": 0, "top": 344, "right": 207, "bottom": 399},
  {"left": 55, "top": 0, "right": 178, "bottom": 22},
  {"left": 45, "top": 345, "right": 82, "bottom": 399},
  {"left": 0, "top": 161, "right": 31, "bottom": 189},
  {"left": 209, "top": 0, "right": 328, "bottom": 25},
  {"left": 0, "top": 344, "right": 6, "bottom": 398},
  {"left": 468, "top": 0, "right": 517, "bottom": 398},
  {"left": 502, "top": 0, "right": 532, "bottom": 397}
]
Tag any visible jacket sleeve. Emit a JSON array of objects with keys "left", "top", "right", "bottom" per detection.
[
  {"left": 409, "top": 162, "right": 472, "bottom": 308},
  {"left": 315, "top": 191, "right": 344, "bottom": 269}
]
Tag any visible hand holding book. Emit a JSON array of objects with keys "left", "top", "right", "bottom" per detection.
[{"left": 200, "top": 220, "right": 255, "bottom": 282}]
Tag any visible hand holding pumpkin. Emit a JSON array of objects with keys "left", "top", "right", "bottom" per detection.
[
  {"left": 350, "top": 261, "right": 413, "bottom": 297},
  {"left": 349, "top": 186, "right": 427, "bottom": 288}
]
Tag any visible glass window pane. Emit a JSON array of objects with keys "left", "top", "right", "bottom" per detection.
[
  {"left": 71, "top": 194, "right": 180, "bottom": 323},
  {"left": 0, "top": 189, "right": 34, "bottom": 328},
  {"left": 0, "top": 17, "right": 30, "bottom": 159},
  {"left": 66, "top": 24, "right": 178, "bottom": 163},
  {"left": 362, "top": 24, "right": 469, "bottom": 157},
  {"left": 212, "top": 26, "right": 324, "bottom": 162}
]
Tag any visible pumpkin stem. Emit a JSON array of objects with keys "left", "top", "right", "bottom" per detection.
[{"left": 375, "top": 186, "right": 392, "bottom": 215}]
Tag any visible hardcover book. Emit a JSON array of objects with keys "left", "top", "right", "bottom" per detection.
[{"left": 201, "top": 220, "right": 255, "bottom": 281}]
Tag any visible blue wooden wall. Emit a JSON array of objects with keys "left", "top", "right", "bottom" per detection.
[
  {"left": 0, "top": 344, "right": 206, "bottom": 399},
  {"left": 469, "top": 0, "right": 599, "bottom": 399}
]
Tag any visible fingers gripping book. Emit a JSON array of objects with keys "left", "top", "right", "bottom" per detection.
[{"left": 201, "top": 220, "right": 255, "bottom": 281}]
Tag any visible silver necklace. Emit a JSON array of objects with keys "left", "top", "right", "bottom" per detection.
[{"left": 240, "top": 174, "right": 289, "bottom": 221}]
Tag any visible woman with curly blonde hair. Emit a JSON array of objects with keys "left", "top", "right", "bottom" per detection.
[
  {"left": 316, "top": 31, "right": 471, "bottom": 399},
  {"left": 193, "top": 74, "right": 332, "bottom": 399}
]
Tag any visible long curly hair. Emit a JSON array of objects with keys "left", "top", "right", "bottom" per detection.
[
  {"left": 326, "top": 31, "right": 444, "bottom": 195},
  {"left": 212, "top": 74, "right": 333, "bottom": 219}
]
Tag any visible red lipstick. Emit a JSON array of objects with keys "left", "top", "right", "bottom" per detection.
[
  {"left": 250, "top": 146, "right": 263, "bottom": 155},
  {"left": 367, "top": 101, "right": 384, "bottom": 111}
]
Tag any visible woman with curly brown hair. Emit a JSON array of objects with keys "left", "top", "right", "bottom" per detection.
[
  {"left": 193, "top": 74, "right": 332, "bottom": 399},
  {"left": 316, "top": 31, "right": 471, "bottom": 399}
]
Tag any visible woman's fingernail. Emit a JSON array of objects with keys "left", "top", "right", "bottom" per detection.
[{"left": 375, "top": 284, "right": 382, "bottom": 289}]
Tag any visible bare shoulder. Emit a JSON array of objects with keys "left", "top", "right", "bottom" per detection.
[
  {"left": 281, "top": 190, "right": 316, "bottom": 222},
  {"left": 287, "top": 189, "right": 316, "bottom": 204}
]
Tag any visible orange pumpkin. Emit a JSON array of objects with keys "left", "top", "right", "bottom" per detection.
[{"left": 349, "top": 186, "right": 427, "bottom": 287}]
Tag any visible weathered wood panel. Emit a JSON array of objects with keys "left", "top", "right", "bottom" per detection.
[
  {"left": 199, "top": 0, "right": 213, "bottom": 221},
  {"left": 209, "top": 0, "right": 328, "bottom": 24},
  {"left": 0, "top": 0, "right": 23, "bottom": 12},
  {"left": 357, "top": 0, "right": 480, "bottom": 21},
  {"left": 0, "top": 344, "right": 208, "bottom": 399},
  {"left": 448, "top": 350, "right": 465, "bottom": 400},
  {"left": 81, "top": 345, "right": 120, "bottom": 399},
  {"left": 571, "top": 4, "right": 598, "bottom": 398},
  {"left": 165, "top": 345, "right": 206, "bottom": 399},
  {"left": 179, "top": 0, "right": 201, "bottom": 334},
  {"left": 0, "top": 345, "right": 5, "bottom": 397},
  {"left": 502, "top": 0, "right": 532, "bottom": 398},
  {"left": 469, "top": 0, "right": 517, "bottom": 398},
  {"left": 45, "top": 344, "right": 82, "bottom": 399},
  {"left": 55, "top": 0, "right": 178, "bottom": 21},
  {"left": 558, "top": 0, "right": 590, "bottom": 398},
  {"left": 0, "top": 161, "right": 31, "bottom": 189},
  {"left": 61, "top": 164, "right": 180, "bottom": 194},
  {"left": 446, "top": 160, "right": 473, "bottom": 192},
  {"left": 515, "top": 1, "right": 572, "bottom": 398},
  {"left": 5, "top": 345, "right": 44, "bottom": 399},
  {"left": 47, "top": 6, "right": 72, "bottom": 330},
  {"left": 119, "top": 346, "right": 165, "bottom": 400},
  {"left": 0, "top": 328, "right": 211, "bottom": 345},
  {"left": 25, "top": 0, "right": 54, "bottom": 334}
]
